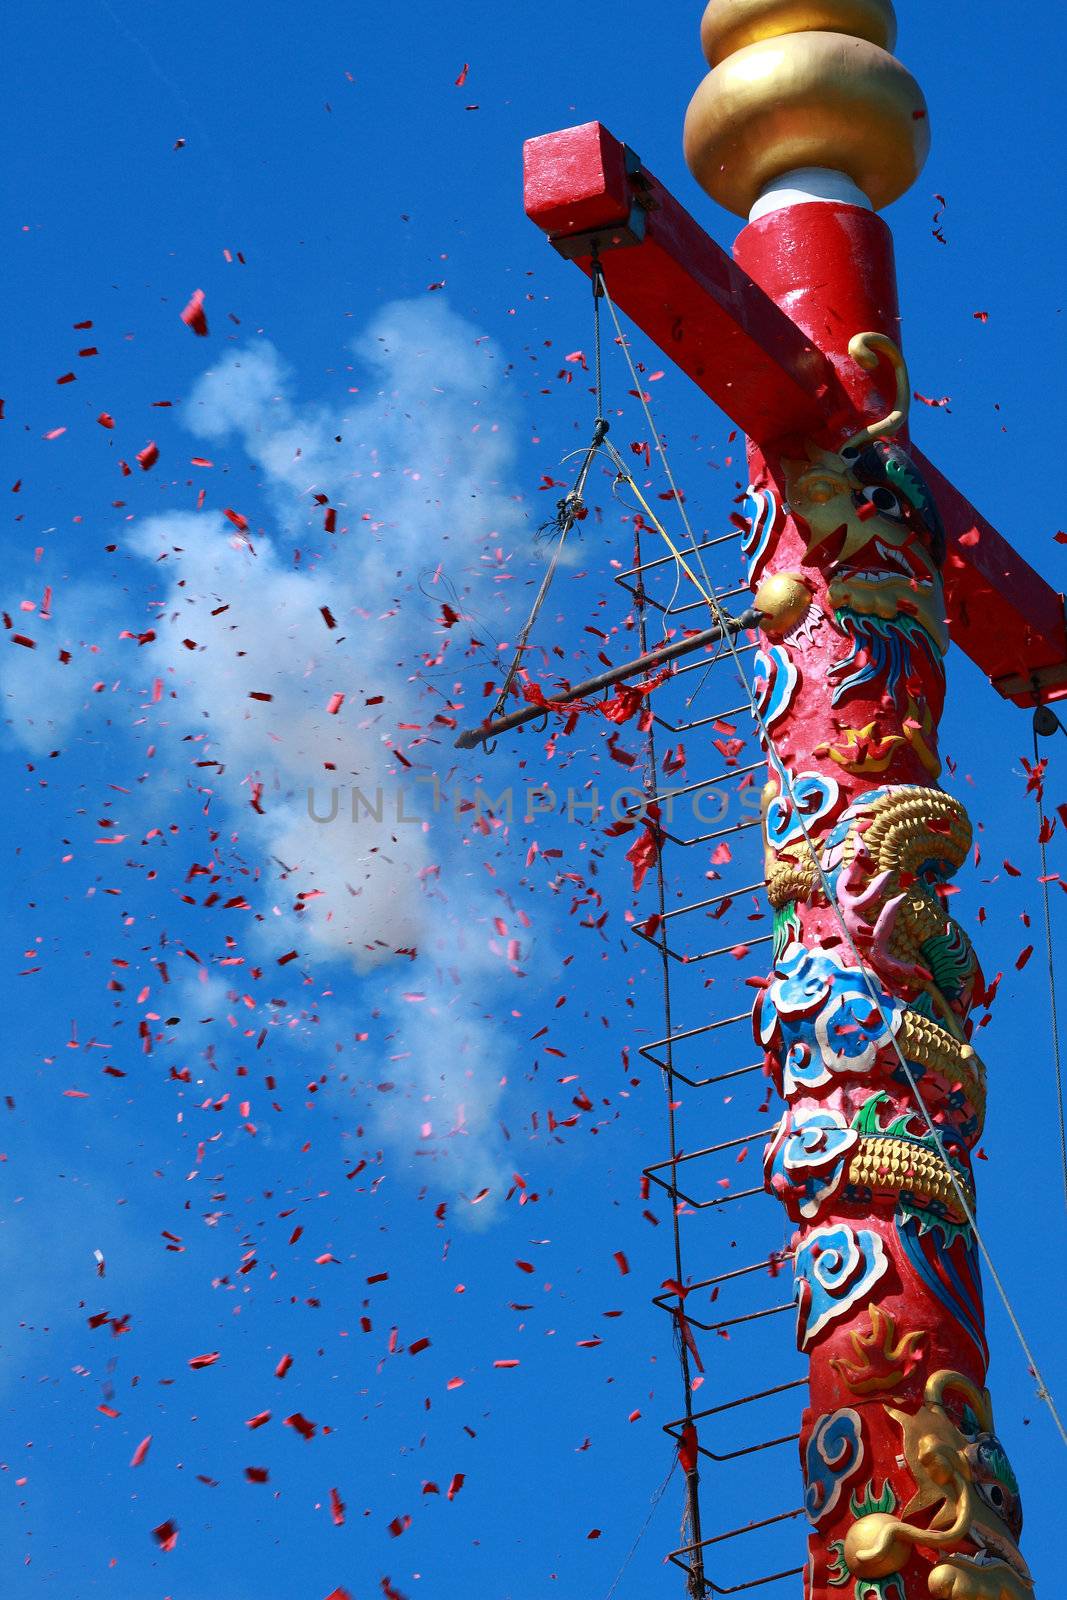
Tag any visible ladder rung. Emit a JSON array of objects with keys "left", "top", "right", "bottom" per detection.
[
  {"left": 612, "top": 529, "right": 743, "bottom": 584},
  {"left": 625, "top": 760, "right": 764, "bottom": 810},
  {"left": 673, "top": 1256, "right": 794, "bottom": 1296},
  {"left": 660, "top": 815, "right": 761, "bottom": 848},
  {"left": 654, "top": 1298, "right": 793, "bottom": 1333},
  {"left": 681, "top": 932, "right": 772, "bottom": 964},
  {"left": 640, "top": 1011, "right": 751, "bottom": 1052},
  {"left": 641, "top": 1057, "right": 763, "bottom": 1090},
  {"left": 666, "top": 582, "right": 750, "bottom": 616},
  {"left": 645, "top": 1129, "right": 772, "bottom": 1174},
  {"left": 654, "top": 702, "right": 752, "bottom": 734},
  {"left": 672, "top": 640, "right": 759, "bottom": 675},
  {"left": 657, "top": 883, "right": 763, "bottom": 920},
  {"left": 645, "top": 1172, "right": 769, "bottom": 1209},
  {"left": 665, "top": 1379, "right": 805, "bottom": 1432}
]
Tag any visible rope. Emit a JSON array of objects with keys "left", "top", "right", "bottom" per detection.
[
  {"left": 595, "top": 264, "right": 1067, "bottom": 1447},
  {"left": 1032, "top": 704, "right": 1067, "bottom": 1211},
  {"left": 485, "top": 271, "right": 610, "bottom": 743}
]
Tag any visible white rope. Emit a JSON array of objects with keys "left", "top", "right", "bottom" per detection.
[{"left": 597, "top": 269, "right": 1067, "bottom": 1447}]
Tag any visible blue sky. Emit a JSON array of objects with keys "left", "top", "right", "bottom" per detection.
[{"left": 2, "top": 3, "right": 1066, "bottom": 1597}]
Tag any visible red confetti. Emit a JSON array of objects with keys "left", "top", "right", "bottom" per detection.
[
  {"left": 181, "top": 288, "right": 209, "bottom": 336},
  {"left": 130, "top": 1435, "right": 152, "bottom": 1467},
  {"left": 188, "top": 1351, "right": 220, "bottom": 1369},
  {"left": 152, "top": 1519, "right": 179, "bottom": 1552},
  {"left": 284, "top": 1411, "right": 317, "bottom": 1440},
  {"left": 136, "top": 441, "right": 159, "bottom": 471}
]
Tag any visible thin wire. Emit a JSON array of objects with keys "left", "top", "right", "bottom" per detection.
[
  {"left": 1032, "top": 711, "right": 1067, "bottom": 1211},
  {"left": 487, "top": 270, "right": 610, "bottom": 727},
  {"left": 596, "top": 265, "right": 1067, "bottom": 1445},
  {"left": 600, "top": 1457, "right": 677, "bottom": 1600}
]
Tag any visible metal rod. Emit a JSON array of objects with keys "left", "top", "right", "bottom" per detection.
[
  {"left": 653, "top": 1299, "right": 793, "bottom": 1333},
  {"left": 665, "top": 1379, "right": 806, "bottom": 1430},
  {"left": 689, "top": 1431, "right": 800, "bottom": 1464},
  {"left": 660, "top": 815, "right": 762, "bottom": 848},
  {"left": 676, "top": 1508, "right": 806, "bottom": 1552},
  {"left": 641, "top": 1012, "right": 751, "bottom": 1050},
  {"left": 685, "top": 932, "right": 772, "bottom": 964},
  {"left": 675, "top": 1257, "right": 795, "bottom": 1295},
  {"left": 646, "top": 1172, "right": 769, "bottom": 1209},
  {"left": 648, "top": 885, "right": 764, "bottom": 920},
  {"left": 654, "top": 702, "right": 752, "bottom": 733},
  {"left": 672, "top": 639, "right": 760, "bottom": 676},
  {"left": 667, "top": 582, "right": 750, "bottom": 616},
  {"left": 613, "top": 528, "right": 743, "bottom": 582},
  {"left": 642, "top": 1057, "right": 763, "bottom": 1090},
  {"left": 454, "top": 607, "right": 761, "bottom": 749},
  {"left": 624, "top": 760, "right": 765, "bottom": 809},
  {"left": 645, "top": 1129, "right": 773, "bottom": 1173}
]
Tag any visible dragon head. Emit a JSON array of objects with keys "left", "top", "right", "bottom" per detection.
[{"left": 784, "top": 334, "right": 948, "bottom": 653}]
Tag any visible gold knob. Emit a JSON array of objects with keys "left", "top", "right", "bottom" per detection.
[
  {"left": 685, "top": 0, "right": 929, "bottom": 217},
  {"left": 700, "top": 0, "right": 896, "bottom": 64}
]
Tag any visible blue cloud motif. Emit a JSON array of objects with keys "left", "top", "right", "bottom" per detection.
[
  {"left": 741, "top": 485, "right": 778, "bottom": 583},
  {"left": 765, "top": 1109, "right": 857, "bottom": 1220},
  {"left": 753, "top": 645, "right": 799, "bottom": 736},
  {"left": 756, "top": 942, "right": 901, "bottom": 1091},
  {"left": 764, "top": 772, "right": 841, "bottom": 854},
  {"left": 804, "top": 1407, "right": 866, "bottom": 1525},
  {"left": 794, "top": 1223, "right": 889, "bottom": 1350}
]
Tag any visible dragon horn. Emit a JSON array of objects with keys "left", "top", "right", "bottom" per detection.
[{"left": 842, "top": 332, "right": 910, "bottom": 450}]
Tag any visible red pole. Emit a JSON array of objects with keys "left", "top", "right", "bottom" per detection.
[{"left": 685, "top": 5, "right": 1034, "bottom": 1598}]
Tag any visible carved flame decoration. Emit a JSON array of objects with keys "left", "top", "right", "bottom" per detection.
[{"left": 830, "top": 1305, "right": 927, "bottom": 1395}]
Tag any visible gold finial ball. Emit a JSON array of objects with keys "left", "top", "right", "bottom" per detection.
[
  {"left": 700, "top": 0, "right": 896, "bottom": 65},
  {"left": 755, "top": 571, "right": 813, "bottom": 635},
  {"left": 685, "top": 0, "right": 929, "bottom": 217}
]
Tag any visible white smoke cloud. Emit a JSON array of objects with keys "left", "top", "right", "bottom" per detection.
[{"left": 8, "top": 300, "right": 531, "bottom": 1209}]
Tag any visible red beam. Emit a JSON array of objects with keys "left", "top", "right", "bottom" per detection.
[
  {"left": 523, "top": 120, "right": 1067, "bottom": 708},
  {"left": 914, "top": 449, "right": 1067, "bottom": 705},
  {"left": 524, "top": 121, "right": 851, "bottom": 443}
]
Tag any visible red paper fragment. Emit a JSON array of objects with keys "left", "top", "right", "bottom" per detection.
[{"left": 181, "top": 289, "right": 209, "bottom": 336}]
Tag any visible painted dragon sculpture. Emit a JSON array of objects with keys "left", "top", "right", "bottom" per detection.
[{"left": 743, "top": 335, "right": 1032, "bottom": 1600}]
